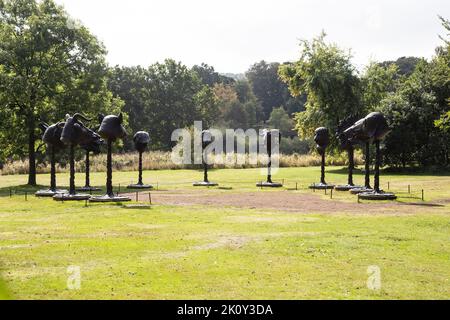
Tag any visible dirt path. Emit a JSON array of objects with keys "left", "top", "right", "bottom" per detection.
[{"left": 124, "top": 189, "right": 446, "bottom": 214}]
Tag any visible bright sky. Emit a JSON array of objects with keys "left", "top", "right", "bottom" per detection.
[{"left": 54, "top": 0, "right": 449, "bottom": 73}]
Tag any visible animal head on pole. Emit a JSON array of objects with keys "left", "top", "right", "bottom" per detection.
[
  {"left": 60, "top": 114, "right": 102, "bottom": 149},
  {"left": 97, "top": 113, "right": 127, "bottom": 141},
  {"left": 314, "top": 127, "right": 330, "bottom": 155},
  {"left": 40, "top": 121, "right": 66, "bottom": 151},
  {"left": 201, "top": 130, "right": 213, "bottom": 149},
  {"left": 133, "top": 131, "right": 150, "bottom": 153},
  {"left": 344, "top": 112, "right": 390, "bottom": 144},
  {"left": 336, "top": 115, "right": 361, "bottom": 150},
  {"left": 80, "top": 128, "right": 103, "bottom": 154}
]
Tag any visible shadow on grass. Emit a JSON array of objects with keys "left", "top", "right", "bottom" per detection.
[{"left": 401, "top": 202, "right": 445, "bottom": 207}]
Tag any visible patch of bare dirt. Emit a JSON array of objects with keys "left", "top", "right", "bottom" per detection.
[{"left": 123, "top": 189, "right": 447, "bottom": 214}]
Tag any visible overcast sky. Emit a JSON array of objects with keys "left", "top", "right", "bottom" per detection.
[{"left": 54, "top": 0, "right": 449, "bottom": 73}]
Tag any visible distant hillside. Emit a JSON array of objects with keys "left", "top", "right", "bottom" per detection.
[{"left": 220, "top": 73, "right": 246, "bottom": 81}]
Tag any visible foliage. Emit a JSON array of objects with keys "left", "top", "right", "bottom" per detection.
[
  {"left": 267, "top": 107, "right": 295, "bottom": 137},
  {"left": 0, "top": 0, "right": 121, "bottom": 184},
  {"left": 246, "top": 60, "right": 304, "bottom": 120},
  {"left": 279, "top": 33, "right": 362, "bottom": 143},
  {"left": 192, "top": 63, "right": 235, "bottom": 86},
  {"left": 108, "top": 60, "right": 217, "bottom": 150}
]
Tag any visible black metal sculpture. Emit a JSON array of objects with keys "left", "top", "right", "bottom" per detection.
[
  {"left": 335, "top": 116, "right": 363, "bottom": 191},
  {"left": 127, "top": 131, "right": 152, "bottom": 189},
  {"left": 35, "top": 122, "right": 68, "bottom": 197},
  {"left": 53, "top": 114, "right": 101, "bottom": 201},
  {"left": 256, "top": 129, "right": 282, "bottom": 188},
  {"left": 309, "top": 127, "right": 335, "bottom": 190},
  {"left": 345, "top": 116, "right": 373, "bottom": 194},
  {"left": 77, "top": 130, "right": 103, "bottom": 192},
  {"left": 193, "top": 130, "right": 218, "bottom": 187},
  {"left": 344, "top": 112, "right": 396, "bottom": 200},
  {"left": 90, "top": 113, "right": 131, "bottom": 202}
]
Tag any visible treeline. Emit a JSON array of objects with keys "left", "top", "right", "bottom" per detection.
[
  {"left": 279, "top": 25, "right": 450, "bottom": 168},
  {"left": 108, "top": 61, "right": 307, "bottom": 153},
  {"left": 0, "top": 0, "right": 449, "bottom": 187}
]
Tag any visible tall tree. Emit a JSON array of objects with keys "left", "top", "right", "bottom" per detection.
[
  {"left": 279, "top": 33, "right": 362, "bottom": 143},
  {"left": 192, "top": 63, "right": 235, "bottom": 86},
  {"left": 246, "top": 60, "right": 304, "bottom": 120},
  {"left": 0, "top": 0, "right": 119, "bottom": 185},
  {"left": 109, "top": 60, "right": 218, "bottom": 150}
]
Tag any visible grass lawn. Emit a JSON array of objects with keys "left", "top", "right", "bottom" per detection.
[{"left": 0, "top": 166, "right": 449, "bottom": 299}]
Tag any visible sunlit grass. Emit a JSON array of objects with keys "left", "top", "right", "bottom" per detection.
[{"left": 0, "top": 167, "right": 449, "bottom": 299}]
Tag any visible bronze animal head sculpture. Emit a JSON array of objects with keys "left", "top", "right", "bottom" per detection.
[
  {"left": 257, "top": 129, "right": 283, "bottom": 187},
  {"left": 97, "top": 113, "right": 127, "bottom": 141},
  {"left": 314, "top": 127, "right": 330, "bottom": 155},
  {"left": 344, "top": 112, "right": 390, "bottom": 144},
  {"left": 133, "top": 131, "right": 150, "bottom": 153},
  {"left": 336, "top": 115, "right": 360, "bottom": 150},
  {"left": 60, "top": 113, "right": 99, "bottom": 146},
  {"left": 201, "top": 130, "right": 213, "bottom": 149},
  {"left": 80, "top": 129, "right": 103, "bottom": 154},
  {"left": 40, "top": 122, "right": 66, "bottom": 150}
]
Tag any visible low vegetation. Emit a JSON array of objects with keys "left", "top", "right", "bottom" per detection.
[{"left": 0, "top": 151, "right": 364, "bottom": 176}]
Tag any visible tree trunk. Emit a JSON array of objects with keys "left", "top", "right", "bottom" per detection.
[{"left": 27, "top": 117, "right": 37, "bottom": 186}]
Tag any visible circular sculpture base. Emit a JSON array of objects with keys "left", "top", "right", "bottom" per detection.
[
  {"left": 76, "top": 186, "right": 101, "bottom": 192},
  {"left": 193, "top": 181, "right": 219, "bottom": 187},
  {"left": 358, "top": 191, "right": 397, "bottom": 201},
  {"left": 89, "top": 194, "right": 131, "bottom": 203},
  {"left": 127, "top": 184, "right": 153, "bottom": 190},
  {"left": 350, "top": 187, "right": 374, "bottom": 194},
  {"left": 53, "top": 193, "right": 91, "bottom": 201},
  {"left": 256, "top": 182, "right": 283, "bottom": 188},
  {"left": 35, "top": 189, "right": 68, "bottom": 197},
  {"left": 309, "top": 183, "right": 335, "bottom": 190},
  {"left": 335, "top": 184, "right": 363, "bottom": 191}
]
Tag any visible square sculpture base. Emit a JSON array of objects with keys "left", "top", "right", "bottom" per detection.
[
  {"left": 350, "top": 187, "right": 374, "bottom": 194},
  {"left": 127, "top": 184, "right": 153, "bottom": 190},
  {"left": 35, "top": 189, "right": 68, "bottom": 197},
  {"left": 335, "top": 184, "right": 363, "bottom": 191},
  {"left": 309, "top": 183, "right": 335, "bottom": 190},
  {"left": 358, "top": 191, "right": 397, "bottom": 201},
  {"left": 53, "top": 193, "right": 91, "bottom": 201},
  {"left": 89, "top": 194, "right": 131, "bottom": 203},
  {"left": 256, "top": 182, "right": 283, "bottom": 188},
  {"left": 193, "top": 181, "right": 219, "bottom": 187},
  {"left": 76, "top": 186, "right": 102, "bottom": 192}
]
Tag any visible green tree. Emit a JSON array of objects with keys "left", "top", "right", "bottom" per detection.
[
  {"left": 267, "top": 107, "right": 295, "bottom": 137},
  {"left": 191, "top": 63, "right": 235, "bottom": 86},
  {"left": 279, "top": 33, "right": 362, "bottom": 143},
  {"left": 109, "top": 60, "right": 217, "bottom": 150},
  {"left": 246, "top": 60, "right": 304, "bottom": 120},
  {"left": 0, "top": 0, "right": 120, "bottom": 185},
  {"left": 361, "top": 62, "right": 398, "bottom": 112}
]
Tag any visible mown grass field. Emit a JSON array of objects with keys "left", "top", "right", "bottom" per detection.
[{"left": 0, "top": 166, "right": 449, "bottom": 299}]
